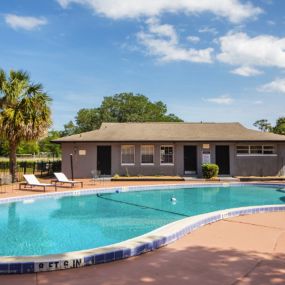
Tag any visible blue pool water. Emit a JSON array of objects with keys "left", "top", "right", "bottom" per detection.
[{"left": 0, "top": 185, "right": 284, "bottom": 257}]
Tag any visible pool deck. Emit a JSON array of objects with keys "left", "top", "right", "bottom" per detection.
[
  {"left": 0, "top": 177, "right": 283, "bottom": 198},
  {"left": 0, "top": 180, "right": 285, "bottom": 284}
]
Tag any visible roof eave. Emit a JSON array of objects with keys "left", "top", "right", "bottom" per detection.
[{"left": 51, "top": 139, "right": 285, "bottom": 144}]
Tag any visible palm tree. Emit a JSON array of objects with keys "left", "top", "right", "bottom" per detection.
[{"left": 0, "top": 69, "right": 52, "bottom": 182}]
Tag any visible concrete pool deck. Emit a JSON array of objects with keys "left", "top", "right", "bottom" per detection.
[
  {"left": 0, "top": 178, "right": 284, "bottom": 198},
  {"left": 0, "top": 180, "right": 285, "bottom": 284},
  {"left": 0, "top": 178, "right": 231, "bottom": 197}
]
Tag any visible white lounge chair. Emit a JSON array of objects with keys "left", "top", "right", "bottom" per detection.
[
  {"left": 53, "top": 172, "right": 83, "bottom": 188},
  {"left": 20, "top": 174, "right": 57, "bottom": 191}
]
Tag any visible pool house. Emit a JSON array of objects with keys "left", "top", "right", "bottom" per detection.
[{"left": 53, "top": 122, "right": 285, "bottom": 178}]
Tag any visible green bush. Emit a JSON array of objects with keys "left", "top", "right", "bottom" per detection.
[{"left": 202, "top": 163, "right": 219, "bottom": 179}]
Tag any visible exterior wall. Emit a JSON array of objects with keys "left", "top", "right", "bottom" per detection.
[
  {"left": 113, "top": 143, "right": 178, "bottom": 176},
  {"left": 229, "top": 142, "right": 285, "bottom": 176},
  {"left": 278, "top": 143, "right": 285, "bottom": 176},
  {"left": 60, "top": 141, "right": 285, "bottom": 178},
  {"left": 61, "top": 143, "right": 97, "bottom": 179}
]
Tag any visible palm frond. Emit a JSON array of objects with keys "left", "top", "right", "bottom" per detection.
[{"left": 0, "top": 69, "right": 52, "bottom": 144}]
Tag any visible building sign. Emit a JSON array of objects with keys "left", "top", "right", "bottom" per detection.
[
  {"left": 79, "top": 150, "right": 86, "bottom": 156},
  {"left": 202, "top": 152, "right": 211, "bottom": 164},
  {"left": 202, "top": 144, "right": 210, "bottom": 149}
]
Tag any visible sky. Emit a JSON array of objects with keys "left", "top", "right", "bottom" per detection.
[{"left": 1, "top": 0, "right": 285, "bottom": 130}]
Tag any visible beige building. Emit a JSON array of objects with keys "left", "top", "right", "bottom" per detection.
[{"left": 53, "top": 122, "right": 285, "bottom": 178}]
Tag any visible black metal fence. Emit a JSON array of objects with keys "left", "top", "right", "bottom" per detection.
[{"left": 0, "top": 160, "right": 61, "bottom": 180}]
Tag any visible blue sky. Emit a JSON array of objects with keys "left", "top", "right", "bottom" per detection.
[{"left": 1, "top": 0, "right": 285, "bottom": 130}]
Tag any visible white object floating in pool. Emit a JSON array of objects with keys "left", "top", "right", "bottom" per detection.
[
  {"left": 171, "top": 196, "right": 177, "bottom": 203},
  {"left": 23, "top": 199, "right": 35, "bottom": 204}
]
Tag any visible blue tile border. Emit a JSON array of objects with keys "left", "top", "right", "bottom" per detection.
[
  {"left": 0, "top": 263, "right": 9, "bottom": 274},
  {"left": 94, "top": 254, "right": 105, "bottom": 264},
  {"left": 22, "top": 262, "right": 35, "bottom": 274},
  {"left": 0, "top": 182, "right": 285, "bottom": 274}
]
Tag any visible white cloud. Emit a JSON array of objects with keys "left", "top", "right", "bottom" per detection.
[
  {"left": 259, "top": 78, "right": 285, "bottom": 94},
  {"left": 4, "top": 14, "right": 47, "bottom": 30},
  {"left": 205, "top": 95, "right": 234, "bottom": 105},
  {"left": 187, "top": 36, "right": 200, "bottom": 44},
  {"left": 198, "top": 27, "right": 218, "bottom": 35},
  {"left": 231, "top": 66, "right": 263, "bottom": 77},
  {"left": 217, "top": 32, "right": 285, "bottom": 69},
  {"left": 146, "top": 18, "right": 177, "bottom": 43},
  {"left": 57, "top": 0, "right": 262, "bottom": 23},
  {"left": 137, "top": 18, "right": 213, "bottom": 63}
]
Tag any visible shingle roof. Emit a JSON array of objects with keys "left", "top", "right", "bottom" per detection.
[{"left": 53, "top": 122, "right": 285, "bottom": 143}]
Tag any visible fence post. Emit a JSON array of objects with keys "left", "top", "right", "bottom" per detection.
[
  {"left": 70, "top": 154, "right": 74, "bottom": 180},
  {"left": 33, "top": 162, "right": 35, "bottom": 174},
  {"left": 48, "top": 160, "right": 51, "bottom": 175},
  {"left": 23, "top": 161, "right": 27, "bottom": 174},
  {"left": 41, "top": 161, "right": 44, "bottom": 177}
]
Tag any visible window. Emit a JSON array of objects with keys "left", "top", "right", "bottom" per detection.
[
  {"left": 236, "top": 146, "right": 249, "bottom": 154},
  {"left": 141, "top": 145, "right": 154, "bottom": 164},
  {"left": 263, "top": 145, "right": 275, "bottom": 154},
  {"left": 250, "top": 145, "right": 262, "bottom": 154},
  {"left": 236, "top": 145, "right": 275, "bottom": 155},
  {"left": 160, "top": 145, "right": 174, "bottom": 164},
  {"left": 121, "top": 145, "right": 135, "bottom": 164}
]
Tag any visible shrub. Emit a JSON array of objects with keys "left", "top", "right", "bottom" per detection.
[{"left": 202, "top": 163, "right": 219, "bottom": 179}]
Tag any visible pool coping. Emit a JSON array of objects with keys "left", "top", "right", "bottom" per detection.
[{"left": 0, "top": 182, "right": 285, "bottom": 274}]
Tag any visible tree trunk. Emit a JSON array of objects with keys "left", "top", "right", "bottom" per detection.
[{"left": 9, "top": 143, "right": 17, "bottom": 183}]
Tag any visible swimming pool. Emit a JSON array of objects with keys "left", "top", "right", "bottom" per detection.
[{"left": 0, "top": 183, "right": 285, "bottom": 274}]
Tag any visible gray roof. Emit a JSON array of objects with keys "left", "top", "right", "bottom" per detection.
[{"left": 53, "top": 122, "right": 285, "bottom": 143}]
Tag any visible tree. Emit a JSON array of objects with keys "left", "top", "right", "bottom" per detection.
[
  {"left": 273, "top": 117, "right": 285, "bottom": 135},
  {"left": 76, "top": 108, "right": 101, "bottom": 133},
  {"left": 67, "top": 93, "right": 183, "bottom": 133},
  {"left": 60, "top": 120, "right": 77, "bottom": 136},
  {"left": 0, "top": 140, "right": 9, "bottom": 156},
  {"left": 38, "top": 131, "right": 61, "bottom": 157},
  {"left": 0, "top": 69, "right": 52, "bottom": 182},
  {"left": 100, "top": 93, "right": 183, "bottom": 123},
  {"left": 253, "top": 119, "right": 272, "bottom": 132},
  {"left": 17, "top": 141, "right": 39, "bottom": 155}
]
